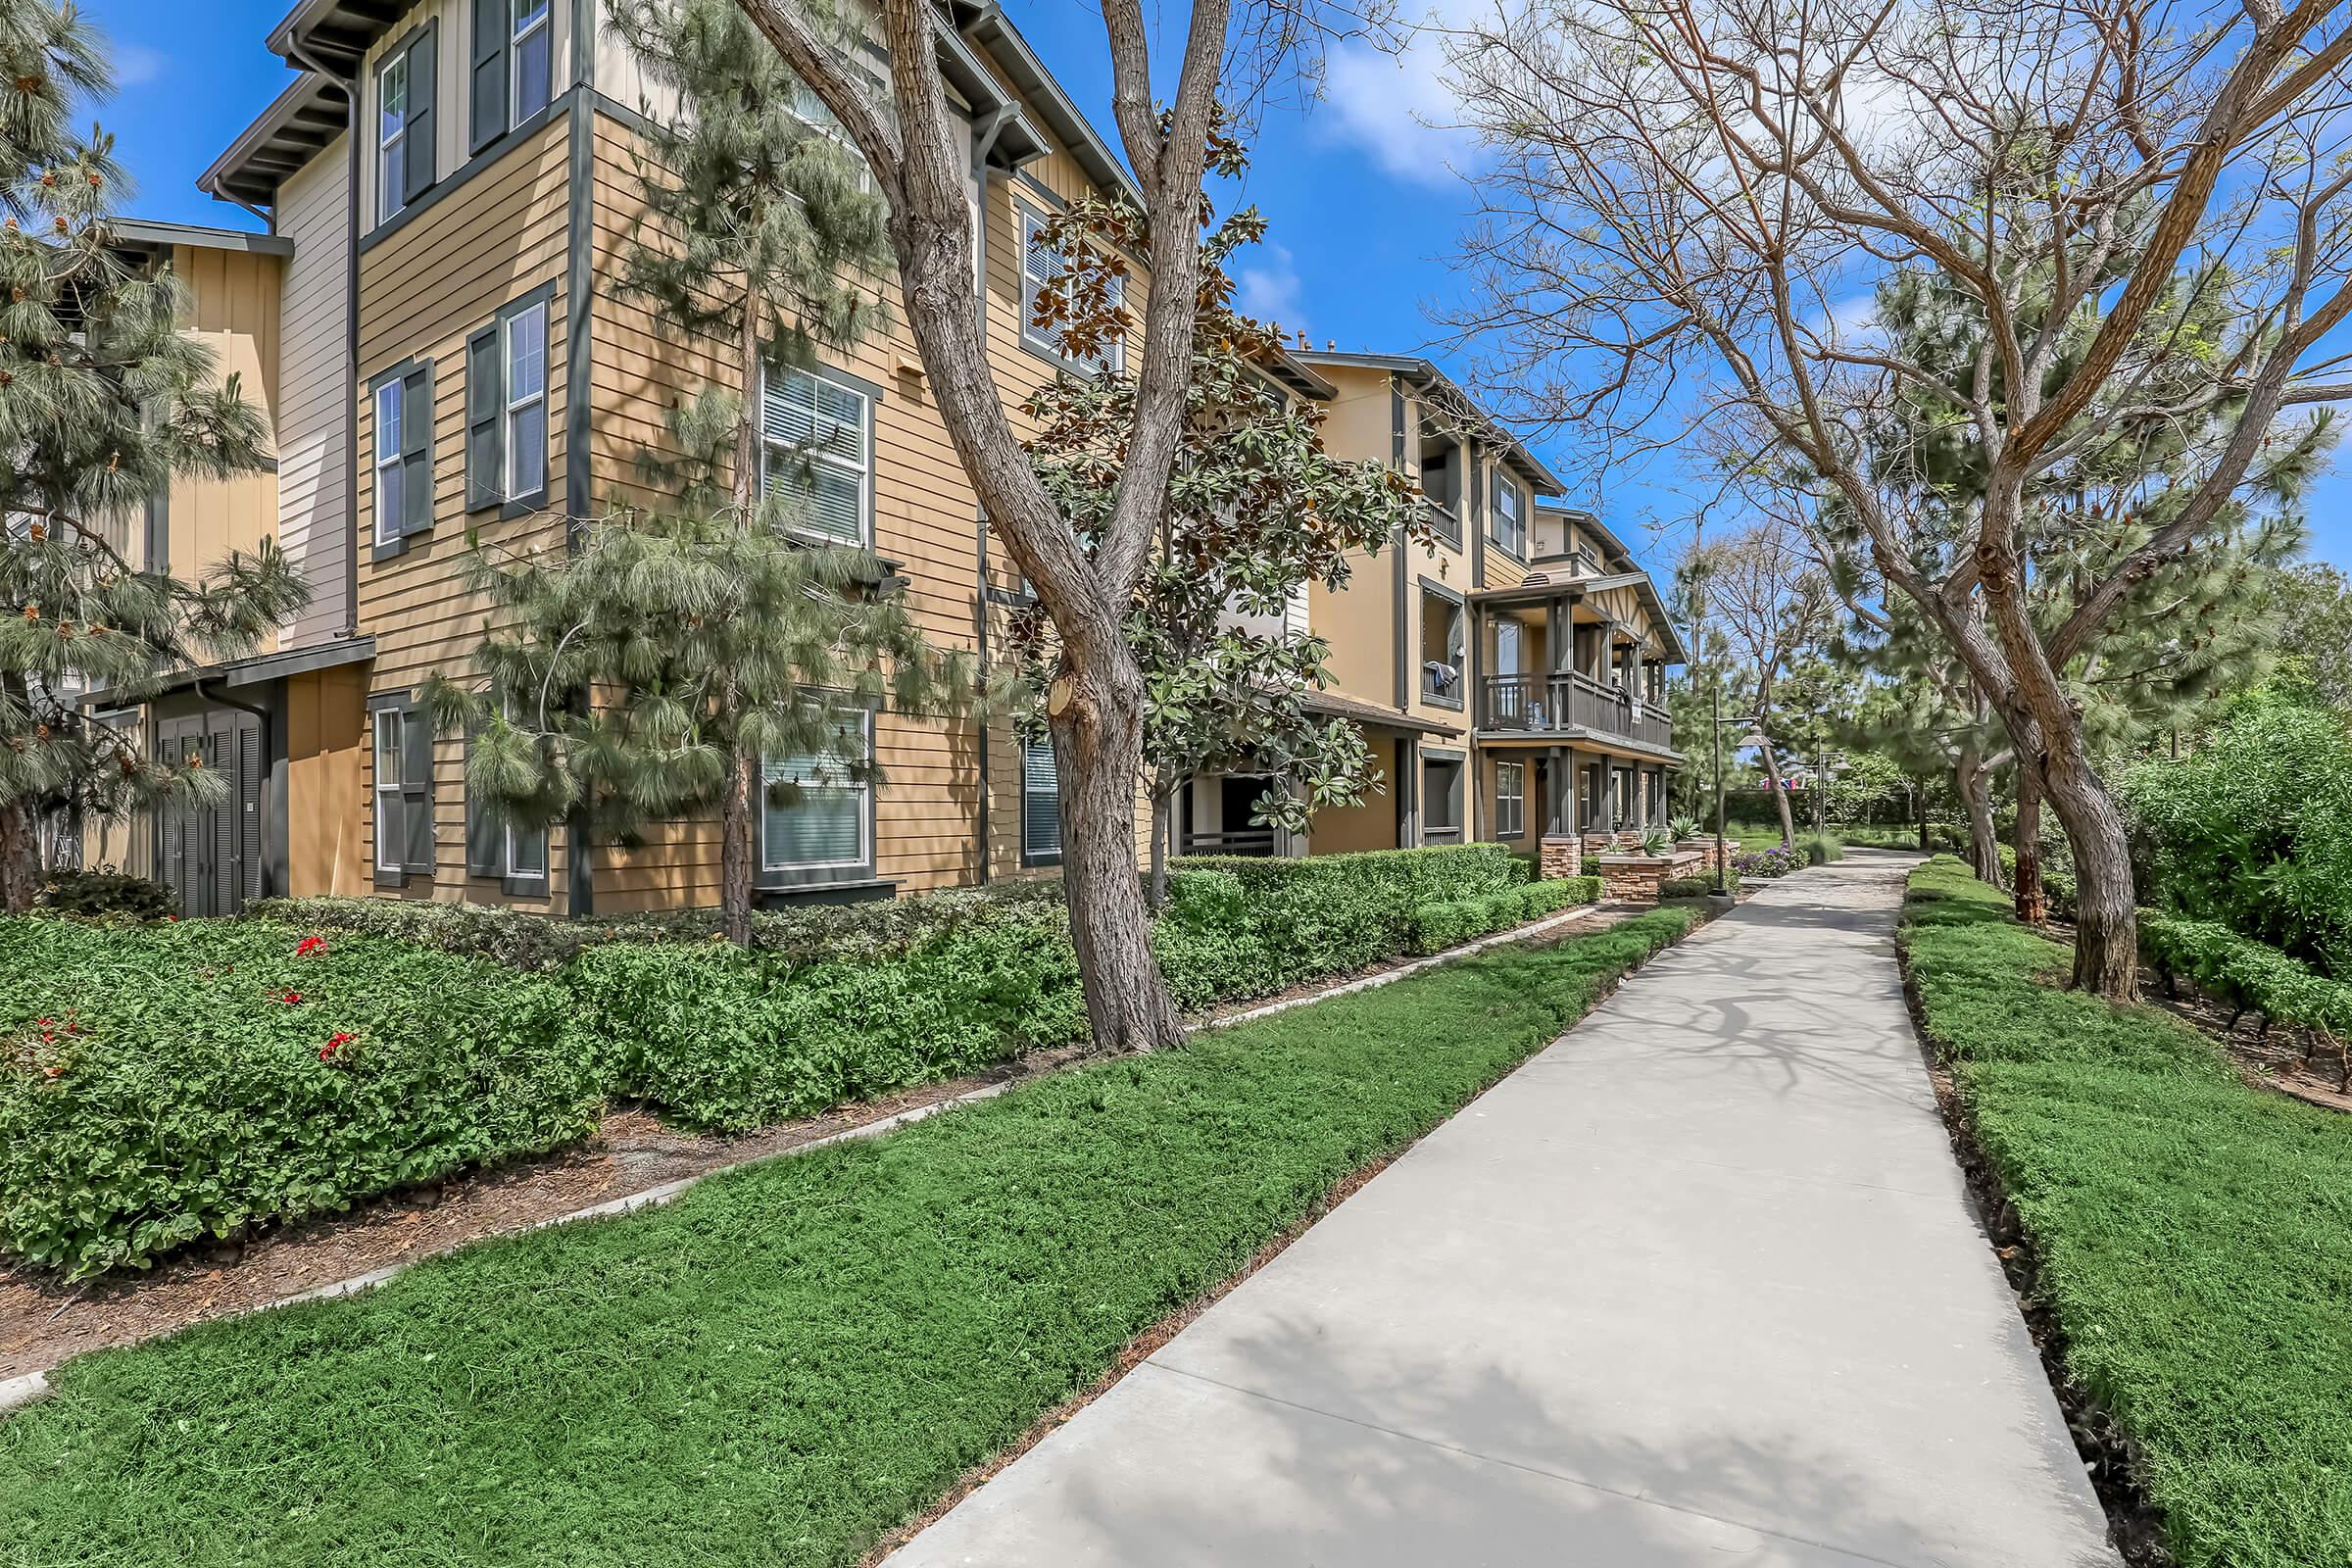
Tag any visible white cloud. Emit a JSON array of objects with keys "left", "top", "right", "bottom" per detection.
[
  {"left": 1236, "top": 242, "right": 1304, "bottom": 330},
  {"left": 1315, "top": 8, "right": 1485, "bottom": 189},
  {"left": 115, "top": 45, "right": 164, "bottom": 89}
]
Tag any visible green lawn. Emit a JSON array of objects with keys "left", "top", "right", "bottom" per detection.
[
  {"left": 1902, "top": 859, "right": 2352, "bottom": 1568},
  {"left": 0, "top": 907, "right": 1698, "bottom": 1568}
]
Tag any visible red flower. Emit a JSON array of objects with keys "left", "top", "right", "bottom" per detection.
[
  {"left": 294, "top": 935, "right": 327, "bottom": 957},
  {"left": 280, "top": 991, "right": 302, "bottom": 1005},
  {"left": 319, "top": 1031, "right": 355, "bottom": 1062}
]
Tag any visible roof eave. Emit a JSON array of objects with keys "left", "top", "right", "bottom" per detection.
[{"left": 953, "top": 3, "right": 1143, "bottom": 208}]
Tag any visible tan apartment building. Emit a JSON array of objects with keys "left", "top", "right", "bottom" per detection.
[
  {"left": 1175, "top": 351, "right": 1686, "bottom": 865},
  {"left": 103, "top": 1, "right": 1679, "bottom": 918}
]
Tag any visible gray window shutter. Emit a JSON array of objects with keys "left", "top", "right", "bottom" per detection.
[
  {"left": 402, "top": 708, "right": 436, "bottom": 875},
  {"left": 401, "top": 362, "right": 433, "bottom": 534},
  {"left": 404, "top": 23, "right": 437, "bottom": 205},
  {"left": 1022, "top": 739, "right": 1060, "bottom": 858},
  {"left": 470, "top": 0, "right": 508, "bottom": 154},
  {"left": 464, "top": 729, "right": 501, "bottom": 877},
  {"left": 466, "top": 323, "right": 502, "bottom": 510}
]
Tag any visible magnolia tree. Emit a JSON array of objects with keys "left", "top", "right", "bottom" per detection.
[
  {"left": 0, "top": 1, "right": 305, "bottom": 908},
  {"left": 1444, "top": 0, "right": 2352, "bottom": 997},
  {"left": 728, "top": 0, "right": 1369, "bottom": 1048},
  {"left": 1006, "top": 178, "right": 1424, "bottom": 906}
]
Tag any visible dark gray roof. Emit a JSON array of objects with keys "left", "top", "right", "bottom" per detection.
[{"left": 199, "top": 71, "right": 348, "bottom": 208}]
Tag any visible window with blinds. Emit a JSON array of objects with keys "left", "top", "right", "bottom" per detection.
[
  {"left": 761, "top": 367, "right": 870, "bottom": 545},
  {"left": 761, "top": 719, "right": 869, "bottom": 870},
  {"left": 1022, "top": 736, "right": 1061, "bottom": 860},
  {"left": 1021, "top": 208, "right": 1123, "bottom": 373},
  {"left": 1495, "top": 760, "right": 1526, "bottom": 840}
]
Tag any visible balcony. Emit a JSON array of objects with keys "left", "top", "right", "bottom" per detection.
[{"left": 1478, "top": 670, "right": 1674, "bottom": 751}]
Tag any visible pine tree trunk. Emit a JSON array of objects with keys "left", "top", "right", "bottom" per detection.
[
  {"left": 0, "top": 801, "right": 37, "bottom": 913},
  {"left": 2014, "top": 757, "right": 2047, "bottom": 927},
  {"left": 2034, "top": 745, "right": 2137, "bottom": 997},
  {"left": 1953, "top": 743, "right": 2003, "bottom": 888},
  {"left": 719, "top": 747, "right": 757, "bottom": 947},
  {"left": 734, "top": 307, "right": 760, "bottom": 515},
  {"left": 1051, "top": 654, "right": 1184, "bottom": 1054}
]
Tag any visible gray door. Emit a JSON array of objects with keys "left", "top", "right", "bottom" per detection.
[{"left": 155, "top": 709, "right": 265, "bottom": 916}]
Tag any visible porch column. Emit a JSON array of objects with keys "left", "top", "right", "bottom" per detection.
[{"left": 1544, "top": 745, "right": 1569, "bottom": 836}]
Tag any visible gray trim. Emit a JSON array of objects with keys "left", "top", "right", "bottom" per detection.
[
  {"left": 111, "top": 219, "right": 297, "bottom": 257},
  {"left": 144, "top": 467, "right": 169, "bottom": 575},
  {"left": 1391, "top": 380, "right": 1409, "bottom": 710},
  {"left": 199, "top": 70, "right": 349, "bottom": 207},
  {"left": 342, "top": 84, "right": 362, "bottom": 635},
  {"left": 360, "top": 86, "right": 576, "bottom": 253},
  {"left": 1015, "top": 734, "right": 1063, "bottom": 869},
  {"left": 1468, "top": 443, "right": 1486, "bottom": 588},
  {"left": 564, "top": 94, "right": 593, "bottom": 537},
  {"left": 572, "top": 0, "right": 595, "bottom": 89}
]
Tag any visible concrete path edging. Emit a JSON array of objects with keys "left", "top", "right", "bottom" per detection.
[{"left": 0, "top": 898, "right": 1627, "bottom": 1415}]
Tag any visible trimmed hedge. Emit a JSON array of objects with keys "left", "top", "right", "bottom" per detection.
[
  {"left": 0, "top": 918, "right": 598, "bottom": 1280},
  {"left": 1904, "top": 859, "right": 2352, "bottom": 1568},
  {"left": 2139, "top": 911, "right": 2352, "bottom": 1042},
  {"left": 1406, "top": 876, "right": 1597, "bottom": 956},
  {"left": 1660, "top": 868, "right": 1740, "bottom": 899},
  {"left": 564, "top": 902, "right": 1088, "bottom": 1133},
  {"left": 5, "top": 844, "right": 1579, "bottom": 1269}
]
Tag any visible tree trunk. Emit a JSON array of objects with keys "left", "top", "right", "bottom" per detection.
[
  {"left": 2033, "top": 745, "right": 2137, "bottom": 997},
  {"left": 2014, "top": 757, "right": 2047, "bottom": 927},
  {"left": 1953, "top": 744, "right": 2003, "bottom": 888},
  {"left": 733, "top": 307, "right": 761, "bottom": 514},
  {"left": 1758, "top": 743, "right": 1795, "bottom": 845},
  {"left": 1051, "top": 655, "right": 1185, "bottom": 1054},
  {"left": 719, "top": 747, "right": 757, "bottom": 946},
  {"left": 0, "top": 801, "right": 38, "bottom": 913},
  {"left": 1147, "top": 780, "right": 1174, "bottom": 910}
]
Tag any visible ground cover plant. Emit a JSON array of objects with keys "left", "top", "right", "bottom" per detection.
[
  {"left": 0, "top": 919, "right": 595, "bottom": 1279},
  {"left": 2139, "top": 912, "right": 2352, "bottom": 1085},
  {"left": 1902, "top": 858, "right": 2352, "bottom": 1568},
  {"left": 0, "top": 906, "right": 1700, "bottom": 1568},
  {"left": 1735, "top": 844, "right": 1803, "bottom": 879}
]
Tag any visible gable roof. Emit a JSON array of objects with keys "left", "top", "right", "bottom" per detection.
[
  {"left": 199, "top": 70, "right": 349, "bottom": 209},
  {"left": 1295, "top": 349, "right": 1567, "bottom": 496}
]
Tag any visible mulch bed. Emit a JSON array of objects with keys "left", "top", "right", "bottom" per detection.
[
  {"left": 2136, "top": 966, "right": 2352, "bottom": 1112},
  {"left": 3, "top": 906, "right": 1651, "bottom": 1384}
]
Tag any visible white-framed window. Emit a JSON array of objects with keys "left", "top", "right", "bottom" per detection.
[
  {"left": 760, "top": 365, "right": 870, "bottom": 545},
  {"left": 1493, "top": 470, "right": 1527, "bottom": 559},
  {"left": 377, "top": 52, "right": 410, "bottom": 222},
  {"left": 504, "top": 302, "right": 548, "bottom": 503},
  {"left": 1020, "top": 207, "right": 1124, "bottom": 373},
  {"left": 1495, "top": 760, "right": 1526, "bottom": 840},
  {"left": 512, "top": 0, "right": 552, "bottom": 122},
  {"left": 787, "top": 78, "right": 869, "bottom": 193},
  {"left": 373, "top": 710, "right": 406, "bottom": 873},
  {"left": 762, "top": 711, "right": 871, "bottom": 871},
  {"left": 1021, "top": 735, "right": 1061, "bottom": 862},
  {"left": 373, "top": 378, "right": 405, "bottom": 548},
  {"left": 505, "top": 817, "right": 547, "bottom": 880}
]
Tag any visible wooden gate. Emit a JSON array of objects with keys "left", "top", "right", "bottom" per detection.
[{"left": 155, "top": 709, "right": 266, "bottom": 916}]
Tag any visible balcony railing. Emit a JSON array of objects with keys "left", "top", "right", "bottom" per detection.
[
  {"left": 1422, "top": 824, "right": 1464, "bottom": 845},
  {"left": 1425, "top": 501, "right": 1462, "bottom": 548},
  {"left": 1421, "top": 660, "right": 1466, "bottom": 707},
  {"left": 1478, "top": 670, "right": 1674, "bottom": 750}
]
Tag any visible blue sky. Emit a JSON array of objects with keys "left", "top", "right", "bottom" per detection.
[{"left": 99, "top": 0, "right": 2352, "bottom": 581}]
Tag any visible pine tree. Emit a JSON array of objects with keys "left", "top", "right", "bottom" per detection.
[
  {"left": 423, "top": 410, "right": 971, "bottom": 943},
  {"left": 0, "top": 0, "right": 306, "bottom": 909},
  {"left": 606, "top": 0, "right": 888, "bottom": 509},
  {"left": 1006, "top": 142, "right": 1423, "bottom": 905},
  {"left": 427, "top": 0, "right": 964, "bottom": 943}
]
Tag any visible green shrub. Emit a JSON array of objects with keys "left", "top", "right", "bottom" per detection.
[
  {"left": 1406, "top": 877, "right": 1594, "bottom": 956},
  {"left": 1173, "top": 844, "right": 1524, "bottom": 979},
  {"left": 2138, "top": 911, "right": 2352, "bottom": 1039},
  {"left": 565, "top": 903, "right": 1087, "bottom": 1133},
  {"left": 2121, "top": 686, "right": 2352, "bottom": 976},
  {"left": 1659, "top": 869, "right": 1739, "bottom": 899},
  {"left": 33, "top": 867, "right": 178, "bottom": 920},
  {"left": 1903, "top": 858, "right": 2352, "bottom": 1568},
  {"left": 0, "top": 918, "right": 598, "bottom": 1279},
  {"left": 1798, "top": 832, "right": 1841, "bottom": 865}
]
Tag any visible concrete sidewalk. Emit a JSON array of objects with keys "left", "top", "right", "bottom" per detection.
[{"left": 888, "top": 856, "right": 2118, "bottom": 1568}]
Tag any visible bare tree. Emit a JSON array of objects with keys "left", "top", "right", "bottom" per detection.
[
  {"left": 1690, "top": 520, "right": 1835, "bottom": 844},
  {"left": 1443, "top": 0, "right": 2352, "bottom": 997},
  {"left": 725, "top": 0, "right": 1257, "bottom": 1051}
]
